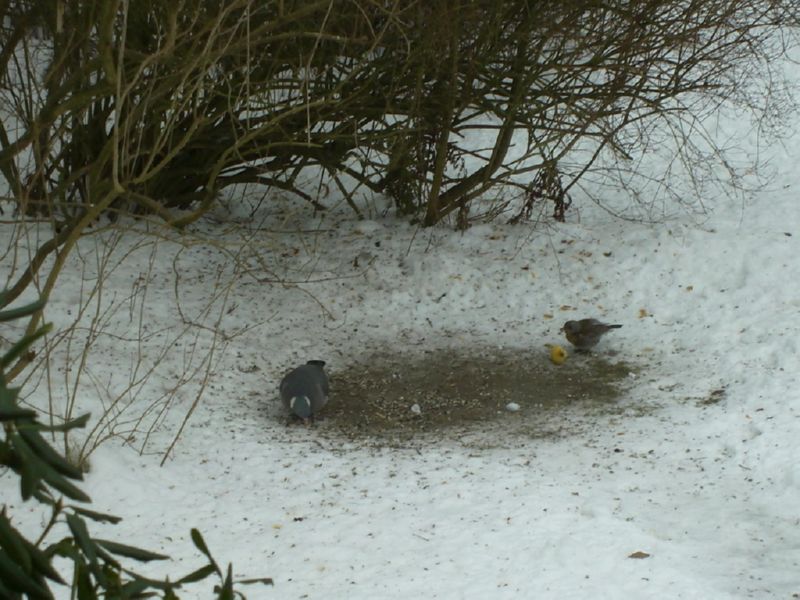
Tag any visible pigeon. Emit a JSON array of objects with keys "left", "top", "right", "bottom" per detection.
[
  {"left": 561, "top": 319, "right": 622, "bottom": 351},
  {"left": 279, "top": 360, "right": 329, "bottom": 420}
]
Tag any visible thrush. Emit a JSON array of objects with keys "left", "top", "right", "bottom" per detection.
[{"left": 561, "top": 319, "right": 622, "bottom": 351}]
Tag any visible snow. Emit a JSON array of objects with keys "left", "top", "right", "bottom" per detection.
[{"left": 3, "top": 80, "right": 800, "bottom": 600}]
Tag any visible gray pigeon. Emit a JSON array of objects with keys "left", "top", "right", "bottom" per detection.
[
  {"left": 280, "top": 360, "right": 329, "bottom": 420},
  {"left": 561, "top": 319, "right": 622, "bottom": 351}
]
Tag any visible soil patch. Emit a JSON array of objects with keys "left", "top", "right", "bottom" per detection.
[{"left": 317, "top": 347, "right": 640, "bottom": 444}]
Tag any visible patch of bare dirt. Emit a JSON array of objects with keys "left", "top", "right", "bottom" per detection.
[{"left": 316, "top": 347, "right": 640, "bottom": 445}]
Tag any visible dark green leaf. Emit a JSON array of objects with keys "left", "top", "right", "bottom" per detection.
[
  {"left": 190, "top": 529, "right": 220, "bottom": 576},
  {"left": 45, "top": 537, "right": 81, "bottom": 561},
  {"left": 0, "top": 298, "right": 46, "bottom": 323},
  {"left": 91, "top": 541, "right": 120, "bottom": 570},
  {"left": 20, "top": 412, "right": 91, "bottom": 434},
  {"left": 20, "top": 457, "right": 42, "bottom": 501},
  {"left": 217, "top": 563, "right": 234, "bottom": 600},
  {"left": 66, "top": 514, "right": 106, "bottom": 588},
  {"left": 43, "top": 468, "right": 91, "bottom": 503},
  {"left": 19, "top": 536, "right": 65, "bottom": 585},
  {"left": 237, "top": 577, "right": 274, "bottom": 586},
  {"left": 118, "top": 567, "right": 180, "bottom": 591},
  {"left": 65, "top": 514, "right": 97, "bottom": 563},
  {"left": 31, "top": 487, "right": 57, "bottom": 506},
  {"left": 119, "top": 579, "right": 155, "bottom": 597},
  {"left": 0, "top": 517, "right": 66, "bottom": 585},
  {"left": 190, "top": 529, "right": 211, "bottom": 558},
  {"left": 95, "top": 539, "right": 169, "bottom": 562},
  {"left": 13, "top": 437, "right": 90, "bottom": 503},
  {"left": 0, "top": 509, "right": 32, "bottom": 573},
  {"left": 74, "top": 561, "right": 93, "bottom": 600},
  {"left": 0, "top": 576, "right": 20, "bottom": 599},
  {"left": 164, "top": 586, "right": 180, "bottom": 600},
  {"left": 69, "top": 506, "right": 122, "bottom": 524},
  {"left": 0, "top": 324, "right": 51, "bottom": 371},
  {"left": 100, "top": 562, "right": 123, "bottom": 590},
  {"left": 0, "top": 383, "right": 22, "bottom": 412},
  {"left": 43, "top": 412, "right": 91, "bottom": 433},
  {"left": 0, "top": 548, "right": 53, "bottom": 598},
  {"left": 19, "top": 427, "right": 84, "bottom": 480},
  {"left": 176, "top": 563, "right": 216, "bottom": 585},
  {"left": 0, "top": 405, "right": 37, "bottom": 421}
]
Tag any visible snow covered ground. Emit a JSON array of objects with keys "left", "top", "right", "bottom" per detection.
[{"left": 3, "top": 79, "right": 800, "bottom": 600}]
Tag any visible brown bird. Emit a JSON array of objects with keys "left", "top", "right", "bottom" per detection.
[{"left": 561, "top": 319, "right": 622, "bottom": 351}]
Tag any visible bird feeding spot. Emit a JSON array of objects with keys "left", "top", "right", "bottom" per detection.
[{"left": 320, "top": 346, "right": 639, "bottom": 444}]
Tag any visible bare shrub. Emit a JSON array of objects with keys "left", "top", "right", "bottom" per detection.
[
  {"left": 0, "top": 0, "right": 797, "bottom": 373},
  {"left": 7, "top": 219, "right": 263, "bottom": 462}
]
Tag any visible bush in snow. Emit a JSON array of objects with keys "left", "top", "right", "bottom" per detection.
[{"left": 0, "top": 0, "right": 798, "bottom": 305}]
